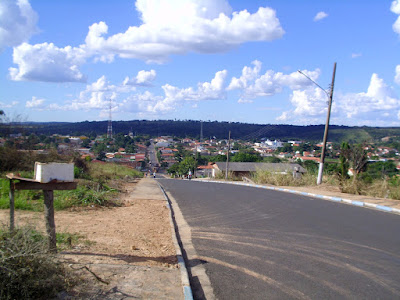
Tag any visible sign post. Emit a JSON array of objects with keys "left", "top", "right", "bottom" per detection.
[{"left": 7, "top": 172, "right": 77, "bottom": 253}]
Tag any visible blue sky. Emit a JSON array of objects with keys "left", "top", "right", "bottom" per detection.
[{"left": 1, "top": 0, "right": 400, "bottom": 126}]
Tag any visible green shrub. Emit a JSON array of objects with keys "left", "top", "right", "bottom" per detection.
[
  {"left": 0, "top": 226, "right": 71, "bottom": 300},
  {"left": 55, "top": 181, "right": 118, "bottom": 208}
]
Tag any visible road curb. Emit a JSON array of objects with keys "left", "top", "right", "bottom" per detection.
[
  {"left": 157, "top": 183, "right": 194, "bottom": 300},
  {"left": 192, "top": 179, "right": 400, "bottom": 216}
]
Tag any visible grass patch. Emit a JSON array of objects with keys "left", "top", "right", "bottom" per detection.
[
  {"left": 56, "top": 232, "right": 93, "bottom": 250},
  {"left": 88, "top": 162, "right": 143, "bottom": 181},
  {"left": 1, "top": 162, "right": 143, "bottom": 211}
]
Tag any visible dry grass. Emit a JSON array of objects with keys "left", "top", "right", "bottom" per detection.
[
  {"left": 0, "top": 225, "right": 74, "bottom": 300},
  {"left": 341, "top": 177, "right": 400, "bottom": 200},
  {"left": 253, "top": 170, "right": 400, "bottom": 200},
  {"left": 253, "top": 170, "right": 318, "bottom": 187}
]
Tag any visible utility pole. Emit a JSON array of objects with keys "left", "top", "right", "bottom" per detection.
[
  {"left": 317, "top": 62, "right": 337, "bottom": 184},
  {"left": 298, "top": 62, "right": 337, "bottom": 185},
  {"left": 225, "top": 131, "right": 231, "bottom": 180}
]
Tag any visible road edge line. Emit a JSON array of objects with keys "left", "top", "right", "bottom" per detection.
[{"left": 157, "top": 182, "right": 194, "bottom": 300}]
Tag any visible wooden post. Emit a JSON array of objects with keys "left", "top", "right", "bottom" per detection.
[
  {"left": 9, "top": 180, "right": 15, "bottom": 231},
  {"left": 43, "top": 190, "right": 57, "bottom": 253},
  {"left": 6, "top": 173, "right": 76, "bottom": 253}
]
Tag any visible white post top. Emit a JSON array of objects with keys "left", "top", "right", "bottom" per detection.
[{"left": 34, "top": 162, "right": 74, "bottom": 183}]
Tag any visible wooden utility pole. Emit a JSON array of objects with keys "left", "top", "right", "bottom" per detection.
[
  {"left": 43, "top": 190, "right": 57, "bottom": 253},
  {"left": 9, "top": 180, "right": 14, "bottom": 231},
  {"left": 317, "top": 62, "right": 337, "bottom": 185},
  {"left": 225, "top": 131, "right": 231, "bottom": 180}
]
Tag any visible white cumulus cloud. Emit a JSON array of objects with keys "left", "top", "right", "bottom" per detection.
[
  {"left": 9, "top": 0, "right": 284, "bottom": 82},
  {"left": 26, "top": 96, "right": 45, "bottom": 109},
  {"left": 395, "top": 65, "right": 400, "bottom": 85},
  {"left": 0, "top": 101, "right": 19, "bottom": 109},
  {"left": 276, "top": 87, "right": 329, "bottom": 123},
  {"left": 83, "top": 0, "right": 285, "bottom": 63},
  {"left": 71, "top": 76, "right": 135, "bottom": 110},
  {"left": 149, "top": 70, "right": 228, "bottom": 112},
  {"left": 392, "top": 0, "right": 400, "bottom": 35},
  {"left": 313, "top": 11, "right": 328, "bottom": 22},
  {"left": 43, "top": 75, "right": 136, "bottom": 113},
  {"left": 9, "top": 43, "right": 87, "bottom": 82},
  {"left": 278, "top": 73, "right": 400, "bottom": 125},
  {"left": 0, "top": 0, "right": 38, "bottom": 50},
  {"left": 123, "top": 70, "right": 156, "bottom": 86},
  {"left": 228, "top": 60, "right": 320, "bottom": 103},
  {"left": 120, "top": 70, "right": 228, "bottom": 113}
]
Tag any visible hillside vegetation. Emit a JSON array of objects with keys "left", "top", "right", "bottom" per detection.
[{"left": 2, "top": 120, "right": 400, "bottom": 143}]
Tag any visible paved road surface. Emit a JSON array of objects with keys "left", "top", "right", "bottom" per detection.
[
  {"left": 159, "top": 179, "right": 400, "bottom": 300},
  {"left": 148, "top": 140, "right": 159, "bottom": 168}
]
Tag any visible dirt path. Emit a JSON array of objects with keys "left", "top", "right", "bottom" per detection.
[{"left": 0, "top": 178, "right": 183, "bottom": 299}]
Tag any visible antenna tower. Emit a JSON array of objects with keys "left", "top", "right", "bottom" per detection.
[
  {"left": 200, "top": 121, "right": 203, "bottom": 142},
  {"left": 107, "top": 99, "right": 113, "bottom": 139}
]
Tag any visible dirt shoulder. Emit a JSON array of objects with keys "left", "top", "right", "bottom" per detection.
[
  {"left": 277, "top": 183, "right": 400, "bottom": 210},
  {"left": 0, "top": 178, "right": 183, "bottom": 299}
]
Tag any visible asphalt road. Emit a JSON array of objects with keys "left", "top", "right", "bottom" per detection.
[
  {"left": 148, "top": 141, "right": 158, "bottom": 168},
  {"left": 159, "top": 179, "right": 400, "bottom": 300}
]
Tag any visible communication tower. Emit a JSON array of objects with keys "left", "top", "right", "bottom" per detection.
[
  {"left": 200, "top": 121, "right": 203, "bottom": 142},
  {"left": 107, "top": 99, "right": 113, "bottom": 139}
]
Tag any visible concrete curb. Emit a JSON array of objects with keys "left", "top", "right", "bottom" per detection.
[
  {"left": 192, "top": 179, "right": 400, "bottom": 216},
  {"left": 157, "top": 183, "right": 194, "bottom": 300}
]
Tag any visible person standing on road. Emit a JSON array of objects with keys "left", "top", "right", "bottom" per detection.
[{"left": 188, "top": 170, "right": 192, "bottom": 180}]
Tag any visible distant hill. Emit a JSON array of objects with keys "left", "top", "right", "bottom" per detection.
[{"left": 1, "top": 120, "right": 400, "bottom": 143}]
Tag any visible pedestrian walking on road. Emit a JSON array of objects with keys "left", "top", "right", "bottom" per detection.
[{"left": 153, "top": 172, "right": 156, "bottom": 178}]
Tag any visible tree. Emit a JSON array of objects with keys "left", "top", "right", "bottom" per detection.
[
  {"left": 339, "top": 142, "right": 350, "bottom": 179},
  {"left": 82, "top": 138, "right": 90, "bottom": 148},
  {"left": 97, "top": 151, "right": 106, "bottom": 161},
  {"left": 92, "top": 142, "right": 107, "bottom": 154},
  {"left": 303, "top": 160, "right": 318, "bottom": 174},
  {"left": 263, "top": 156, "right": 281, "bottom": 163},
  {"left": 293, "top": 143, "right": 312, "bottom": 153},
  {"left": 179, "top": 157, "right": 197, "bottom": 175},
  {"left": 365, "top": 161, "right": 398, "bottom": 179},
  {"left": 278, "top": 143, "right": 293, "bottom": 153},
  {"left": 25, "top": 133, "right": 39, "bottom": 150},
  {"left": 208, "top": 154, "right": 227, "bottom": 162},
  {"left": 342, "top": 143, "right": 368, "bottom": 177},
  {"left": 167, "top": 163, "right": 180, "bottom": 176},
  {"left": 231, "top": 152, "right": 262, "bottom": 162}
]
